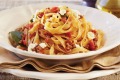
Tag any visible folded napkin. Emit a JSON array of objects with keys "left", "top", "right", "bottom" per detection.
[{"left": 0, "top": 45, "right": 120, "bottom": 73}]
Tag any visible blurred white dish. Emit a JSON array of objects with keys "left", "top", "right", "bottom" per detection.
[
  {"left": 0, "top": 3, "right": 120, "bottom": 61},
  {"left": 1, "top": 68, "right": 120, "bottom": 80}
]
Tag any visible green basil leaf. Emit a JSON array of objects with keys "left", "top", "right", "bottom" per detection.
[{"left": 9, "top": 31, "right": 22, "bottom": 46}]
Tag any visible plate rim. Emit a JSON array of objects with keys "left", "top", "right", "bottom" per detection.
[{"left": 0, "top": 68, "right": 120, "bottom": 80}]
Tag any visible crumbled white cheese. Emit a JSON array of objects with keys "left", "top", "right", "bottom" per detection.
[
  {"left": 39, "top": 43, "right": 47, "bottom": 48},
  {"left": 91, "top": 26, "right": 95, "bottom": 30},
  {"left": 28, "top": 43, "right": 37, "bottom": 52},
  {"left": 44, "top": 21, "right": 50, "bottom": 30},
  {"left": 59, "top": 9, "right": 66, "bottom": 15},
  {"left": 73, "top": 9, "right": 81, "bottom": 19},
  {"left": 75, "top": 44, "right": 80, "bottom": 48},
  {"left": 32, "top": 17, "right": 36, "bottom": 22},
  {"left": 87, "top": 32, "right": 95, "bottom": 40},
  {"left": 32, "top": 9, "right": 39, "bottom": 22},
  {"left": 49, "top": 17, "right": 53, "bottom": 21}
]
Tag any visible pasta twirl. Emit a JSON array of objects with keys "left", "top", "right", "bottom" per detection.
[{"left": 9, "top": 6, "right": 104, "bottom": 55}]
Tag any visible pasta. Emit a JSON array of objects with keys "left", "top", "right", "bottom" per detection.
[{"left": 9, "top": 6, "right": 104, "bottom": 55}]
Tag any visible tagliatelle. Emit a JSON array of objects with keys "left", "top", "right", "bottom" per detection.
[{"left": 9, "top": 6, "right": 104, "bottom": 55}]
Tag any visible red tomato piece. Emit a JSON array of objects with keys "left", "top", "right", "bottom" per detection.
[
  {"left": 30, "top": 32, "right": 36, "bottom": 39},
  {"left": 45, "top": 38, "right": 49, "bottom": 43},
  {"left": 61, "top": 17, "right": 67, "bottom": 23},
  {"left": 45, "top": 38, "right": 54, "bottom": 46},
  {"left": 65, "top": 32, "right": 72, "bottom": 38},
  {"left": 22, "top": 40, "right": 27, "bottom": 45},
  {"left": 38, "top": 12, "right": 44, "bottom": 18},
  {"left": 88, "top": 39, "right": 96, "bottom": 50},
  {"left": 51, "top": 7, "right": 60, "bottom": 13},
  {"left": 25, "top": 24, "right": 33, "bottom": 29},
  {"left": 91, "top": 30, "right": 97, "bottom": 34}
]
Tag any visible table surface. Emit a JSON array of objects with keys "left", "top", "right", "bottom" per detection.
[{"left": 0, "top": 0, "right": 120, "bottom": 80}]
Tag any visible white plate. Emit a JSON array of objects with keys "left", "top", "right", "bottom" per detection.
[
  {"left": 0, "top": 3, "right": 120, "bottom": 60},
  {"left": 1, "top": 68, "right": 120, "bottom": 80}
]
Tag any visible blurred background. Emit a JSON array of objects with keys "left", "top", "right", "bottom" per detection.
[
  {"left": 0, "top": 0, "right": 96, "bottom": 10},
  {"left": 0, "top": 0, "right": 119, "bottom": 17}
]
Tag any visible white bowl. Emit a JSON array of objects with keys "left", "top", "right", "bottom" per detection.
[{"left": 0, "top": 3, "right": 120, "bottom": 64}]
